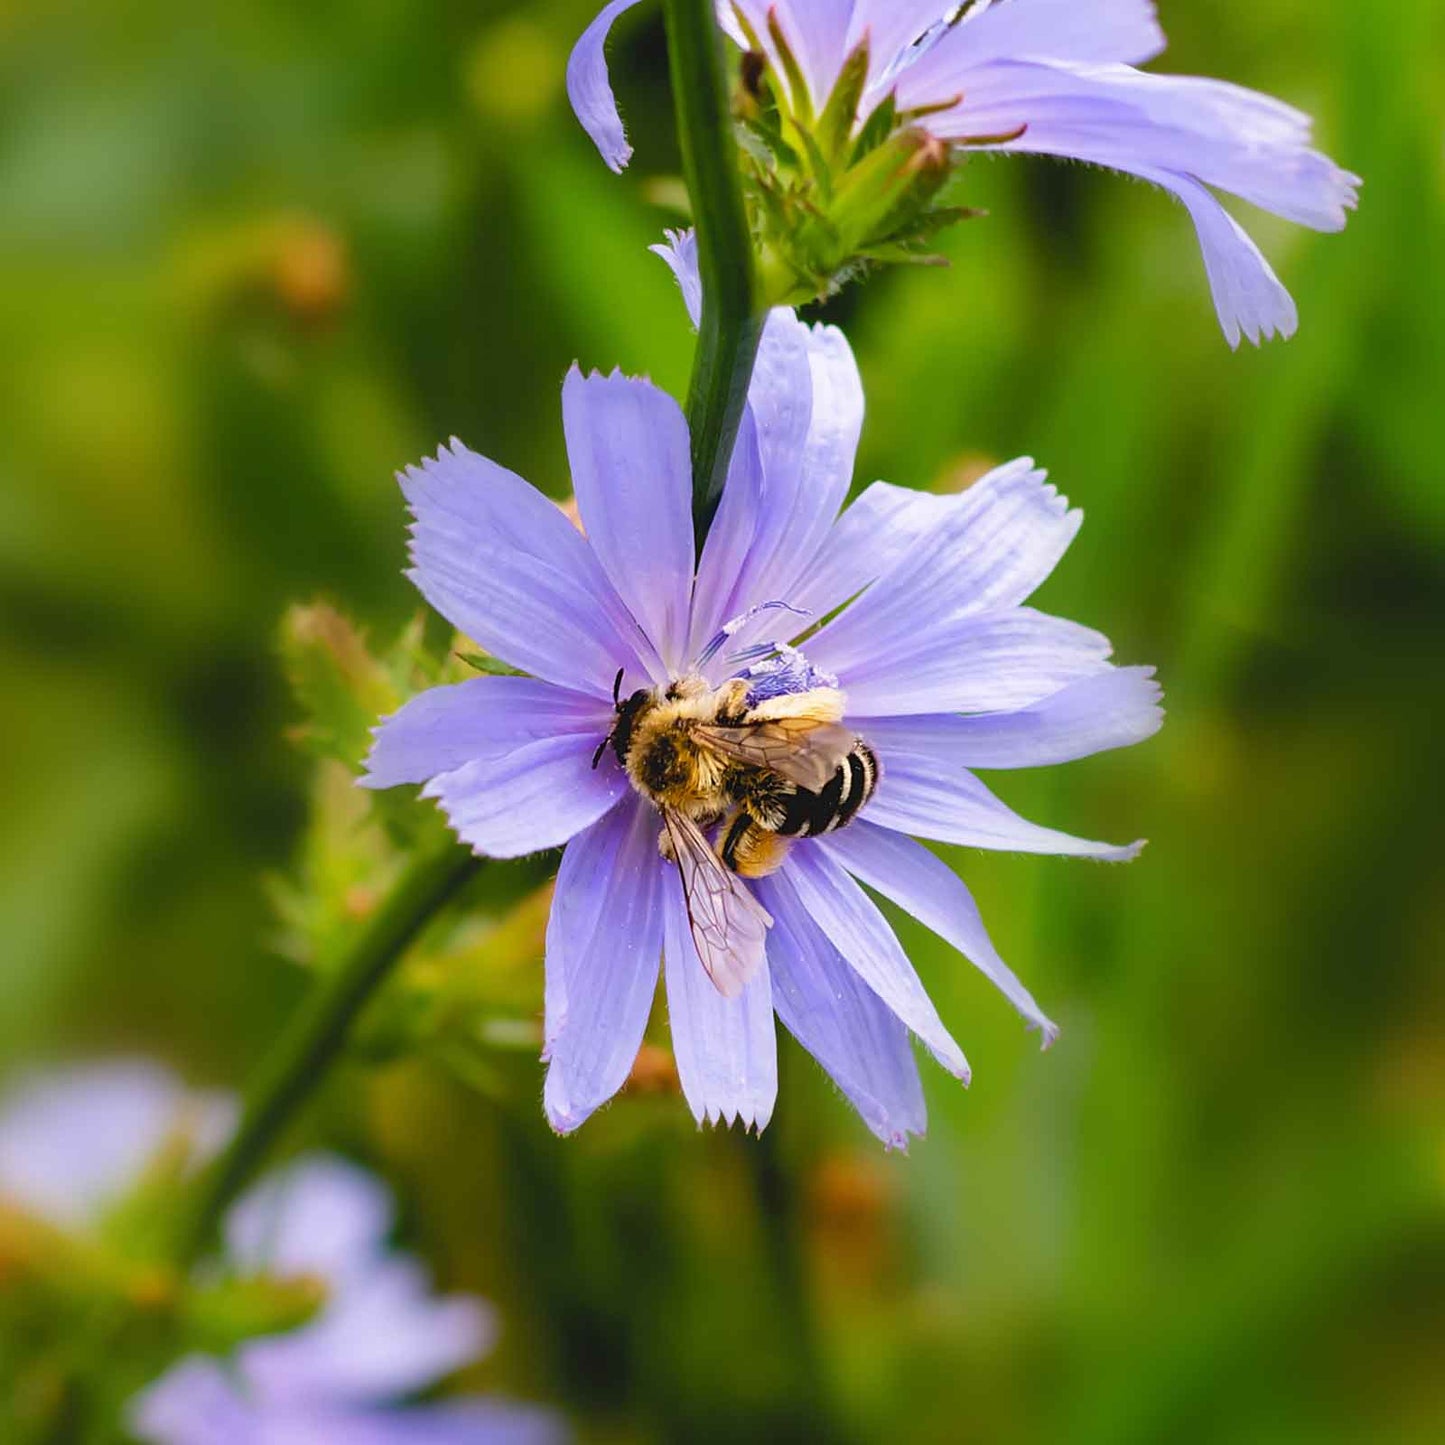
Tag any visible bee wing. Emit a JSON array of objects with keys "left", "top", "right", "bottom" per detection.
[
  {"left": 694, "top": 718, "right": 857, "bottom": 792},
  {"left": 663, "top": 810, "right": 773, "bottom": 999}
]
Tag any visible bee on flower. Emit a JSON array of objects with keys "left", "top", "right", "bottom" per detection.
[{"left": 363, "top": 236, "right": 1163, "bottom": 1145}]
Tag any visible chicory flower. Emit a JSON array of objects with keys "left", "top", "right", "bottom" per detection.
[
  {"left": 0, "top": 1062, "right": 566, "bottom": 1445},
  {"left": 570, "top": 0, "right": 1358, "bottom": 344},
  {"left": 364, "top": 239, "right": 1161, "bottom": 1145}
]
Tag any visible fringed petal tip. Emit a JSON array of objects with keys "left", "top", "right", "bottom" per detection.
[
  {"left": 565, "top": 361, "right": 661, "bottom": 394},
  {"left": 566, "top": 0, "right": 646, "bottom": 173},
  {"left": 695, "top": 1102, "right": 775, "bottom": 1135},
  {"left": 542, "top": 1072, "right": 597, "bottom": 1137},
  {"left": 878, "top": 1129, "right": 917, "bottom": 1156},
  {"left": 1312, "top": 164, "right": 1362, "bottom": 232},
  {"left": 1135, "top": 664, "right": 1165, "bottom": 703},
  {"left": 1118, "top": 665, "right": 1167, "bottom": 739},
  {"left": 651, "top": 228, "right": 702, "bottom": 327},
  {"left": 396, "top": 434, "right": 470, "bottom": 490},
  {"left": 984, "top": 453, "right": 1086, "bottom": 540},
  {"left": 862, "top": 1101, "right": 926, "bottom": 1154},
  {"left": 544, "top": 1106, "right": 586, "bottom": 1138},
  {"left": 356, "top": 720, "right": 389, "bottom": 791},
  {"left": 1034, "top": 1018, "right": 1062, "bottom": 1052}
]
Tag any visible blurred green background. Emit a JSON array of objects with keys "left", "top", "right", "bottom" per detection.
[{"left": 2, "top": 0, "right": 1442, "bottom": 1440}]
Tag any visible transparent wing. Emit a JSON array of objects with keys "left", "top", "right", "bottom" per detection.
[
  {"left": 663, "top": 810, "right": 773, "bottom": 999},
  {"left": 694, "top": 718, "right": 857, "bottom": 791}
]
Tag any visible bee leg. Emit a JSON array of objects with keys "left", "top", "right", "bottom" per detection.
[
  {"left": 719, "top": 813, "right": 752, "bottom": 873},
  {"left": 726, "top": 820, "right": 792, "bottom": 880},
  {"left": 715, "top": 678, "right": 752, "bottom": 724}
]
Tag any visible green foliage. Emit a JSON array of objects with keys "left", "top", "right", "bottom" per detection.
[{"left": 271, "top": 602, "right": 552, "bottom": 1094}]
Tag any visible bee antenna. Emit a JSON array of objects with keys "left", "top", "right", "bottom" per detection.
[
  {"left": 592, "top": 731, "right": 614, "bottom": 771},
  {"left": 612, "top": 667, "right": 625, "bottom": 708}
]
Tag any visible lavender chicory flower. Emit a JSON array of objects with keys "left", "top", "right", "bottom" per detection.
[
  {"left": 0, "top": 1063, "right": 566, "bottom": 1445},
  {"left": 363, "top": 237, "right": 1162, "bottom": 1145},
  {"left": 570, "top": 0, "right": 1358, "bottom": 345}
]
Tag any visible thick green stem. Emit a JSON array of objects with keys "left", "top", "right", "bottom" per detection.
[
  {"left": 176, "top": 840, "right": 482, "bottom": 1266},
  {"left": 664, "top": 0, "right": 764, "bottom": 544}
]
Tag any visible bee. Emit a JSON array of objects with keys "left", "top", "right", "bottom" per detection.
[{"left": 596, "top": 670, "right": 879, "bottom": 997}]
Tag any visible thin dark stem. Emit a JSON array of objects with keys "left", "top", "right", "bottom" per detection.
[
  {"left": 176, "top": 840, "right": 482, "bottom": 1266},
  {"left": 663, "top": 0, "right": 764, "bottom": 545},
  {"left": 742, "top": 1126, "right": 843, "bottom": 1439}
]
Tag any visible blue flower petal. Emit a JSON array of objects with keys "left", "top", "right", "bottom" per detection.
[
  {"left": 363, "top": 677, "right": 613, "bottom": 791},
  {"left": 909, "top": 57, "right": 1357, "bottom": 344},
  {"left": 855, "top": 667, "right": 1164, "bottom": 771},
  {"left": 0, "top": 1062, "right": 232, "bottom": 1230},
  {"left": 785, "top": 845, "right": 969, "bottom": 1081},
  {"left": 662, "top": 865, "right": 778, "bottom": 1131},
  {"left": 403, "top": 440, "right": 665, "bottom": 695},
  {"left": 731, "top": 0, "right": 858, "bottom": 109},
  {"left": 239, "top": 1255, "right": 492, "bottom": 1407},
  {"left": 804, "top": 458, "right": 1082, "bottom": 679},
  {"left": 820, "top": 606, "right": 1113, "bottom": 717},
  {"left": 757, "top": 869, "right": 927, "bottom": 1150},
  {"left": 563, "top": 368, "right": 695, "bottom": 673},
  {"left": 544, "top": 796, "right": 665, "bottom": 1134},
  {"left": 134, "top": 1157, "right": 497, "bottom": 1438},
  {"left": 656, "top": 231, "right": 864, "bottom": 658},
  {"left": 866, "top": 751, "right": 1145, "bottom": 861},
  {"left": 224, "top": 1156, "right": 395, "bottom": 1283},
  {"left": 567, "top": 0, "right": 646, "bottom": 172},
  {"left": 423, "top": 736, "right": 628, "bottom": 860},
  {"left": 820, "top": 821, "right": 1058, "bottom": 1046},
  {"left": 896, "top": 0, "right": 1165, "bottom": 84}
]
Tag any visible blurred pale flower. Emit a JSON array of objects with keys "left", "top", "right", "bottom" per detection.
[
  {"left": 0, "top": 1059, "right": 233, "bottom": 1230},
  {"left": 0, "top": 1063, "right": 565, "bottom": 1445},
  {"left": 363, "top": 238, "right": 1161, "bottom": 1145},
  {"left": 570, "top": 0, "right": 1359, "bottom": 344}
]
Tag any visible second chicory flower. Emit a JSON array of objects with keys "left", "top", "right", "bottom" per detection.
[{"left": 571, "top": 0, "right": 1358, "bottom": 344}]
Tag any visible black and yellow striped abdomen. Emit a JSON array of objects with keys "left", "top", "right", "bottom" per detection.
[
  {"left": 773, "top": 742, "right": 880, "bottom": 839},
  {"left": 719, "top": 742, "right": 880, "bottom": 878}
]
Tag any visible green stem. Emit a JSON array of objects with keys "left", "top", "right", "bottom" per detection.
[
  {"left": 744, "top": 1130, "right": 830, "bottom": 1421},
  {"left": 176, "top": 840, "right": 482, "bottom": 1266},
  {"left": 664, "top": 0, "right": 765, "bottom": 544}
]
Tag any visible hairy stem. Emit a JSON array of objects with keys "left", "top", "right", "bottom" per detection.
[
  {"left": 664, "top": 0, "right": 764, "bottom": 544},
  {"left": 176, "top": 840, "right": 482, "bottom": 1266}
]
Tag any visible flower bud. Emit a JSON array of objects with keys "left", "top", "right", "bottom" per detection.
[{"left": 733, "top": 29, "right": 977, "bottom": 307}]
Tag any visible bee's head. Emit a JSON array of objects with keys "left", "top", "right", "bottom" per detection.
[
  {"left": 610, "top": 688, "right": 652, "bottom": 767},
  {"left": 592, "top": 669, "right": 654, "bottom": 771}
]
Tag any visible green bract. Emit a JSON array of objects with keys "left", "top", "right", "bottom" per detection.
[{"left": 733, "top": 19, "right": 987, "bottom": 306}]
